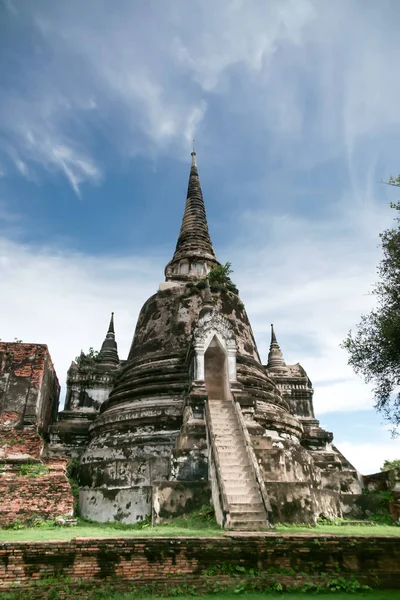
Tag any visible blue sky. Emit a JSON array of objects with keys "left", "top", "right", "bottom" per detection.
[{"left": 1, "top": 0, "right": 400, "bottom": 473}]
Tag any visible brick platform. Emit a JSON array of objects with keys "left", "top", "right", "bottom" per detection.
[{"left": 0, "top": 534, "right": 399, "bottom": 597}]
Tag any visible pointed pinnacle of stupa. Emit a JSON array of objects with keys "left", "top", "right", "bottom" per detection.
[
  {"left": 175, "top": 151, "right": 216, "bottom": 261},
  {"left": 107, "top": 312, "right": 115, "bottom": 335},
  {"left": 98, "top": 312, "right": 119, "bottom": 367},
  {"left": 267, "top": 324, "right": 288, "bottom": 372},
  {"left": 164, "top": 151, "right": 219, "bottom": 281}
]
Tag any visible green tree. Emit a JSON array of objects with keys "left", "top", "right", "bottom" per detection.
[
  {"left": 342, "top": 177, "right": 400, "bottom": 430},
  {"left": 381, "top": 458, "right": 400, "bottom": 471}
]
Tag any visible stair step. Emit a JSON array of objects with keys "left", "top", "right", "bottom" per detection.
[
  {"left": 230, "top": 510, "right": 266, "bottom": 519},
  {"left": 212, "top": 426, "right": 238, "bottom": 432},
  {"left": 217, "top": 449, "right": 248, "bottom": 455},
  {"left": 215, "top": 444, "right": 244, "bottom": 450},
  {"left": 219, "top": 464, "right": 252, "bottom": 473},
  {"left": 230, "top": 502, "right": 265, "bottom": 512},
  {"left": 224, "top": 484, "right": 259, "bottom": 494},
  {"left": 213, "top": 429, "right": 238, "bottom": 435},
  {"left": 209, "top": 399, "right": 269, "bottom": 531},
  {"left": 230, "top": 517, "right": 269, "bottom": 524},
  {"left": 229, "top": 520, "right": 269, "bottom": 531},
  {"left": 227, "top": 494, "right": 262, "bottom": 503},
  {"left": 222, "top": 476, "right": 254, "bottom": 484},
  {"left": 218, "top": 453, "right": 249, "bottom": 460},
  {"left": 217, "top": 450, "right": 248, "bottom": 457},
  {"left": 210, "top": 412, "right": 236, "bottom": 417},
  {"left": 219, "top": 458, "right": 251, "bottom": 467}
]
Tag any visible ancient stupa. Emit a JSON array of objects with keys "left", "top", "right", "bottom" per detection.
[{"left": 78, "top": 152, "right": 362, "bottom": 528}]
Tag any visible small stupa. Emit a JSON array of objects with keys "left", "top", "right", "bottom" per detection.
[
  {"left": 78, "top": 152, "right": 361, "bottom": 528},
  {"left": 50, "top": 313, "right": 123, "bottom": 456}
]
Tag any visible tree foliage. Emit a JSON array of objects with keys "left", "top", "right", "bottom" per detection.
[
  {"left": 342, "top": 182, "right": 400, "bottom": 430},
  {"left": 208, "top": 261, "right": 238, "bottom": 294},
  {"left": 381, "top": 458, "right": 400, "bottom": 472}
]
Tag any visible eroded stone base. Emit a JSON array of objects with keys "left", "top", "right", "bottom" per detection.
[{"left": 79, "top": 486, "right": 152, "bottom": 523}]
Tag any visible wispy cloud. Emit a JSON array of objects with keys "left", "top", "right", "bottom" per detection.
[{"left": 1, "top": 1, "right": 399, "bottom": 192}]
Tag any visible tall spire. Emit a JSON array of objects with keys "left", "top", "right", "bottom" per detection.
[
  {"left": 165, "top": 151, "right": 219, "bottom": 281},
  {"left": 267, "top": 324, "right": 288, "bottom": 373},
  {"left": 98, "top": 312, "right": 119, "bottom": 367}
]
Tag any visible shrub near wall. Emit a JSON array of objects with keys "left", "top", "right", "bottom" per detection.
[{"left": 0, "top": 534, "right": 400, "bottom": 597}]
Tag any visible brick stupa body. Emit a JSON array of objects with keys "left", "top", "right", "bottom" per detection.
[{"left": 72, "top": 152, "right": 362, "bottom": 528}]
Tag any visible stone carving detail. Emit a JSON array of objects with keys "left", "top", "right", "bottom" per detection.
[
  {"left": 192, "top": 308, "right": 237, "bottom": 382},
  {"left": 194, "top": 308, "right": 235, "bottom": 344}
]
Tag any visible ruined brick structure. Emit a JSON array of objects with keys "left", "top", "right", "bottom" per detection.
[
  {"left": 0, "top": 343, "right": 59, "bottom": 432},
  {"left": 0, "top": 345, "right": 73, "bottom": 524}
]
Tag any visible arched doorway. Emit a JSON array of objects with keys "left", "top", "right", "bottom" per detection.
[{"left": 204, "top": 336, "right": 230, "bottom": 401}]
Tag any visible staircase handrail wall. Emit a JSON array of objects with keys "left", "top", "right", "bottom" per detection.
[
  {"left": 205, "top": 400, "right": 231, "bottom": 528},
  {"left": 234, "top": 400, "right": 273, "bottom": 524}
]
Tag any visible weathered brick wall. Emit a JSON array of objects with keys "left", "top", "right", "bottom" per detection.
[
  {"left": 0, "top": 534, "right": 399, "bottom": 596},
  {"left": 0, "top": 347, "right": 71, "bottom": 526},
  {"left": 0, "top": 416, "right": 44, "bottom": 457},
  {"left": 0, "top": 342, "right": 60, "bottom": 431},
  {"left": 0, "top": 458, "right": 74, "bottom": 526}
]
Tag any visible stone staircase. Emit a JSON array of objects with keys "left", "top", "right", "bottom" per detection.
[{"left": 208, "top": 398, "right": 269, "bottom": 530}]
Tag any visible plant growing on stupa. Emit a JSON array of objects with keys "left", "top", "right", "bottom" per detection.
[
  {"left": 75, "top": 347, "right": 101, "bottom": 367},
  {"left": 208, "top": 261, "right": 238, "bottom": 294}
]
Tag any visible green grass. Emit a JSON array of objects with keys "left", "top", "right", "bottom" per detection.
[
  {"left": 0, "top": 513, "right": 223, "bottom": 542},
  {"left": 0, "top": 514, "right": 399, "bottom": 543},
  {"left": 275, "top": 523, "right": 400, "bottom": 537}
]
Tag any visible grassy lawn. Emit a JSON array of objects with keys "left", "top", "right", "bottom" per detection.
[
  {"left": 0, "top": 513, "right": 224, "bottom": 542},
  {"left": 0, "top": 516, "right": 399, "bottom": 542},
  {"left": 275, "top": 523, "right": 400, "bottom": 537}
]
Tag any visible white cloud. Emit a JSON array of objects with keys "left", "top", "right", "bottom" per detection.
[
  {"left": 4, "top": 0, "right": 399, "bottom": 190},
  {"left": 0, "top": 237, "right": 162, "bottom": 400},
  {"left": 0, "top": 0, "right": 398, "bottom": 196},
  {"left": 50, "top": 144, "right": 101, "bottom": 197},
  {"left": 337, "top": 441, "right": 400, "bottom": 475},
  {"left": 226, "top": 185, "right": 394, "bottom": 416},
  {"left": 0, "top": 89, "right": 102, "bottom": 195}
]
